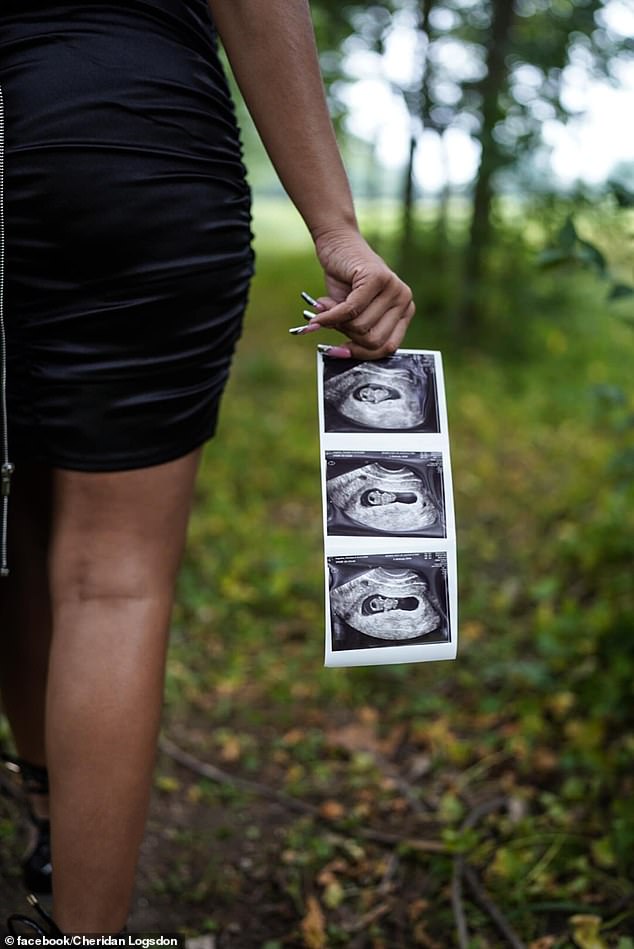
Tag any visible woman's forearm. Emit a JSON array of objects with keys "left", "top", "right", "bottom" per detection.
[
  {"left": 208, "top": 0, "right": 415, "bottom": 360},
  {"left": 207, "top": 0, "right": 358, "bottom": 240}
]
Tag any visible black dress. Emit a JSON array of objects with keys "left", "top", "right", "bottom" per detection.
[{"left": 0, "top": 0, "right": 254, "bottom": 472}]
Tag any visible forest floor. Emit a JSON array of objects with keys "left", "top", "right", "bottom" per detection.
[{"left": 1, "top": 234, "right": 633, "bottom": 948}]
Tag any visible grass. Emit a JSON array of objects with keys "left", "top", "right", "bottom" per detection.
[
  {"left": 1, "top": 203, "right": 633, "bottom": 946},
  {"left": 160, "top": 209, "right": 634, "bottom": 944}
]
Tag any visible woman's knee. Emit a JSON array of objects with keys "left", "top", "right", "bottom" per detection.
[{"left": 49, "top": 531, "right": 172, "bottom": 606}]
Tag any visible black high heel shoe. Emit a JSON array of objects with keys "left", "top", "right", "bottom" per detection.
[
  {"left": 7, "top": 893, "right": 128, "bottom": 937},
  {"left": 1, "top": 753, "right": 52, "bottom": 894},
  {"left": 7, "top": 893, "right": 61, "bottom": 936}
]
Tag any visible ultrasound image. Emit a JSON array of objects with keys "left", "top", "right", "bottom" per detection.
[
  {"left": 329, "top": 554, "right": 450, "bottom": 650},
  {"left": 323, "top": 354, "right": 439, "bottom": 433},
  {"left": 326, "top": 453, "right": 445, "bottom": 537}
]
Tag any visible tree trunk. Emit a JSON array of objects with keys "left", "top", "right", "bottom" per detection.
[
  {"left": 399, "top": 133, "right": 419, "bottom": 272},
  {"left": 458, "top": 0, "right": 517, "bottom": 331},
  {"left": 398, "top": 0, "right": 434, "bottom": 274}
]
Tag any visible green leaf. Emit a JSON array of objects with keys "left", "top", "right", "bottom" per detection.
[
  {"left": 438, "top": 792, "right": 465, "bottom": 823},
  {"left": 559, "top": 215, "right": 577, "bottom": 251},
  {"left": 610, "top": 181, "right": 634, "bottom": 209},
  {"left": 591, "top": 837, "right": 616, "bottom": 869},
  {"left": 323, "top": 879, "right": 345, "bottom": 909},
  {"left": 609, "top": 283, "right": 634, "bottom": 300},
  {"left": 154, "top": 775, "right": 181, "bottom": 794},
  {"left": 536, "top": 247, "right": 573, "bottom": 268},
  {"left": 576, "top": 239, "right": 607, "bottom": 275},
  {"left": 592, "top": 384, "right": 626, "bottom": 406},
  {"left": 569, "top": 914, "right": 607, "bottom": 949}
]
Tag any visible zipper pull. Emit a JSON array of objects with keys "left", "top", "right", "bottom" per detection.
[
  {"left": 1, "top": 462, "right": 14, "bottom": 577},
  {"left": 1, "top": 461, "right": 14, "bottom": 497}
]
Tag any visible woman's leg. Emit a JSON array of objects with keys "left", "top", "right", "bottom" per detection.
[
  {"left": 46, "top": 447, "right": 202, "bottom": 933},
  {"left": 0, "top": 462, "right": 53, "bottom": 777}
]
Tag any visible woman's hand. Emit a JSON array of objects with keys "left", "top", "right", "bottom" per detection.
[{"left": 310, "top": 227, "right": 415, "bottom": 360}]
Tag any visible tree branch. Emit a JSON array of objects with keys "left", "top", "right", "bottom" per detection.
[
  {"left": 463, "top": 863, "right": 526, "bottom": 949},
  {"left": 159, "top": 735, "right": 450, "bottom": 853},
  {"left": 452, "top": 795, "right": 526, "bottom": 948},
  {"left": 451, "top": 856, "right": 470, "bottom": 949},
  {"left": 159, "top": 735, "right": 313, "bottom": 814}
]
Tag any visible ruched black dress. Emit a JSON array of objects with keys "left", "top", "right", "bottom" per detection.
[{"left": 0, "top": 0, "right": 254, "bottom": 472}]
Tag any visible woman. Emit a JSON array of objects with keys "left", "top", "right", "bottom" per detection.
[{"left": 0, "top": 0, "right": 414, "bottom": 933}]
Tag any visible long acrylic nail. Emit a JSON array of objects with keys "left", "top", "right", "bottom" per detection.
[
  {"left": 303, "top": 309, "right": 319, "bottom": 321},
  {"left": 301, "top": 290, "right": 321, "bottom": 308},
  {"left": 317, "top": 344, "right": 352, "bottom": 358},
  {"left": 289, "top": 322, "right": 321, "bottom": 335}
]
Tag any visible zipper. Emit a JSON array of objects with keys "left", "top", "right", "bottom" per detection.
[{"left": 0, "top": 81, "right": 14, "bottom": 577}]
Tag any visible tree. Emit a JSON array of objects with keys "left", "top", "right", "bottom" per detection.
[
  {"left": 310, "top": 0, "right": 632, "bottom": 331},
  {"left": 456, "top": 0, "right": 629, "bottom": 328}
]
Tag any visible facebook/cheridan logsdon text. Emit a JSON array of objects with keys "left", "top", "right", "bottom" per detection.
[{"left": 6, "top": 937, "right": 181, "bottom": 948}]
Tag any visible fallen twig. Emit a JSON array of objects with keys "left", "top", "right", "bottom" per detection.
[
  {"left": 377, "top": 851, "right": 399, "bottom": 895},
  {"left": 451, "top": 857, "right": 470, "bottom": 949},
  {"left": 461, "top": 794, "right": 509, "bottom": 830},
  {"left": 357, "top": 827, "right": 449, "bottom": 851},
  {"left": 344, "top": 900, "right": 391, "bottom": 933},
  {"left": 454, "top": 750, "right": 512, "bottom": 792},
  {"left": 159, "top": 735, "right": 451, "bottom": 853},
  {"left": 450, "top": 796, "right": 526, "bottom": 948},
  {"left": 159, "top": 735, "right": 314, "bottom": 814},
  {"left": 463, "top": 863, "right": 525, "bottom": 949},
  {"left": 372, "top": 748, "right": 433, "bottom": 816}
]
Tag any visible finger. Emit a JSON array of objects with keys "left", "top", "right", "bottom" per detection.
[
  {"left": 315, "top": 278, "right": 412, "bottom": 333},
  {"left": 344, "top": 301, "right": 415, "bottom": 360},
  {"left": 300, "top": 295, "right": 339, "bottom": 320},
  {"left": 314, "top": 295, "right": 338, "bottom": 312},
  {"left": 345, "top": 296, "right": 415, "bottom": 349},
  {"left": 333, "top": 291, "right": 393, "bottom": 335},
  {"left": 345, "top": 337, "right": 398, "bottom": 361},
  {"left": 313, "top": 273, "right": 388, "bottom": 328},
  {"left": 343, "top": 287, "right": 411, "bottom": 338}
]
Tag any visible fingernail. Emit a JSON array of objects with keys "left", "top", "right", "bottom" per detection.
[
  {"left": 303, "top": 309, "right": 319, "bottom": 321},
  {"left": 289, "top": 322, "right": 321, "bottom": 335},
  {"left": 301, "top": 290, "right": 320, "bottom": 308},
  {"left": 317, "top": 344, "right": 352, "bottom": 358}
]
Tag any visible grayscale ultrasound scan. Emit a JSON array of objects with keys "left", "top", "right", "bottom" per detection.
[
  {"left": 328, "top": 555, "right": 450, "bottom": 651},
  {"left": 323, "top": 354, "right": 439, "bottom": 433},
  {"left": 326, "top": 453, "right": 446, "bottom": 537}
]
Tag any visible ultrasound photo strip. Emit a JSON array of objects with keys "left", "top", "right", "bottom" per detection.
[
  {"left": 317, "top": 349, "right": 458, "bottom": 668},
  {"left": 325, "top": 451, "right": 447, "bottom": 538}
]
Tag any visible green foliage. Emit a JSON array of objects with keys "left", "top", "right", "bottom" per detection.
[
  {"left": 311, "top": 0, "right": 627, "bottom": 168},
  {"left": 2, "top": 200, "right": 632, "bottom": 944},
  {"left": 538, "top": 204, "right": 634, "bottom": 302},
  {"left": 154, "top": 200, "right": 634, "bottom": 942}
]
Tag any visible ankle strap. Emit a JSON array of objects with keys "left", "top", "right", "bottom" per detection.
[{"left": 7, "top": 894, "right": 62, "bottom": 937}]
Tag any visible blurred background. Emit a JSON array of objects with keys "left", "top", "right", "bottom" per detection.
[{"left": 2, "top": 1, "right": 633, "bottom": 945}]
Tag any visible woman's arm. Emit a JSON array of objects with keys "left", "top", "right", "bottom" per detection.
[{"left": 207, "top": 0, "right": 415, "bottom": 359}]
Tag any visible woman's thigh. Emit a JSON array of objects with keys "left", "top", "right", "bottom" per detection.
[{"left": 48, "top": 448, "right": 203, "bottom": 607}]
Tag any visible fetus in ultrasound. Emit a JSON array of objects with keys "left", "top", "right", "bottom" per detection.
[
  {"left": 324, "top": 362, "right": 427, "bottom": 430},
  {"left": 327, "top": 463, "right": 440, "bottom": 534},
  {"left": 330, "top": 567, "right": 440, "bottom": 640}
]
